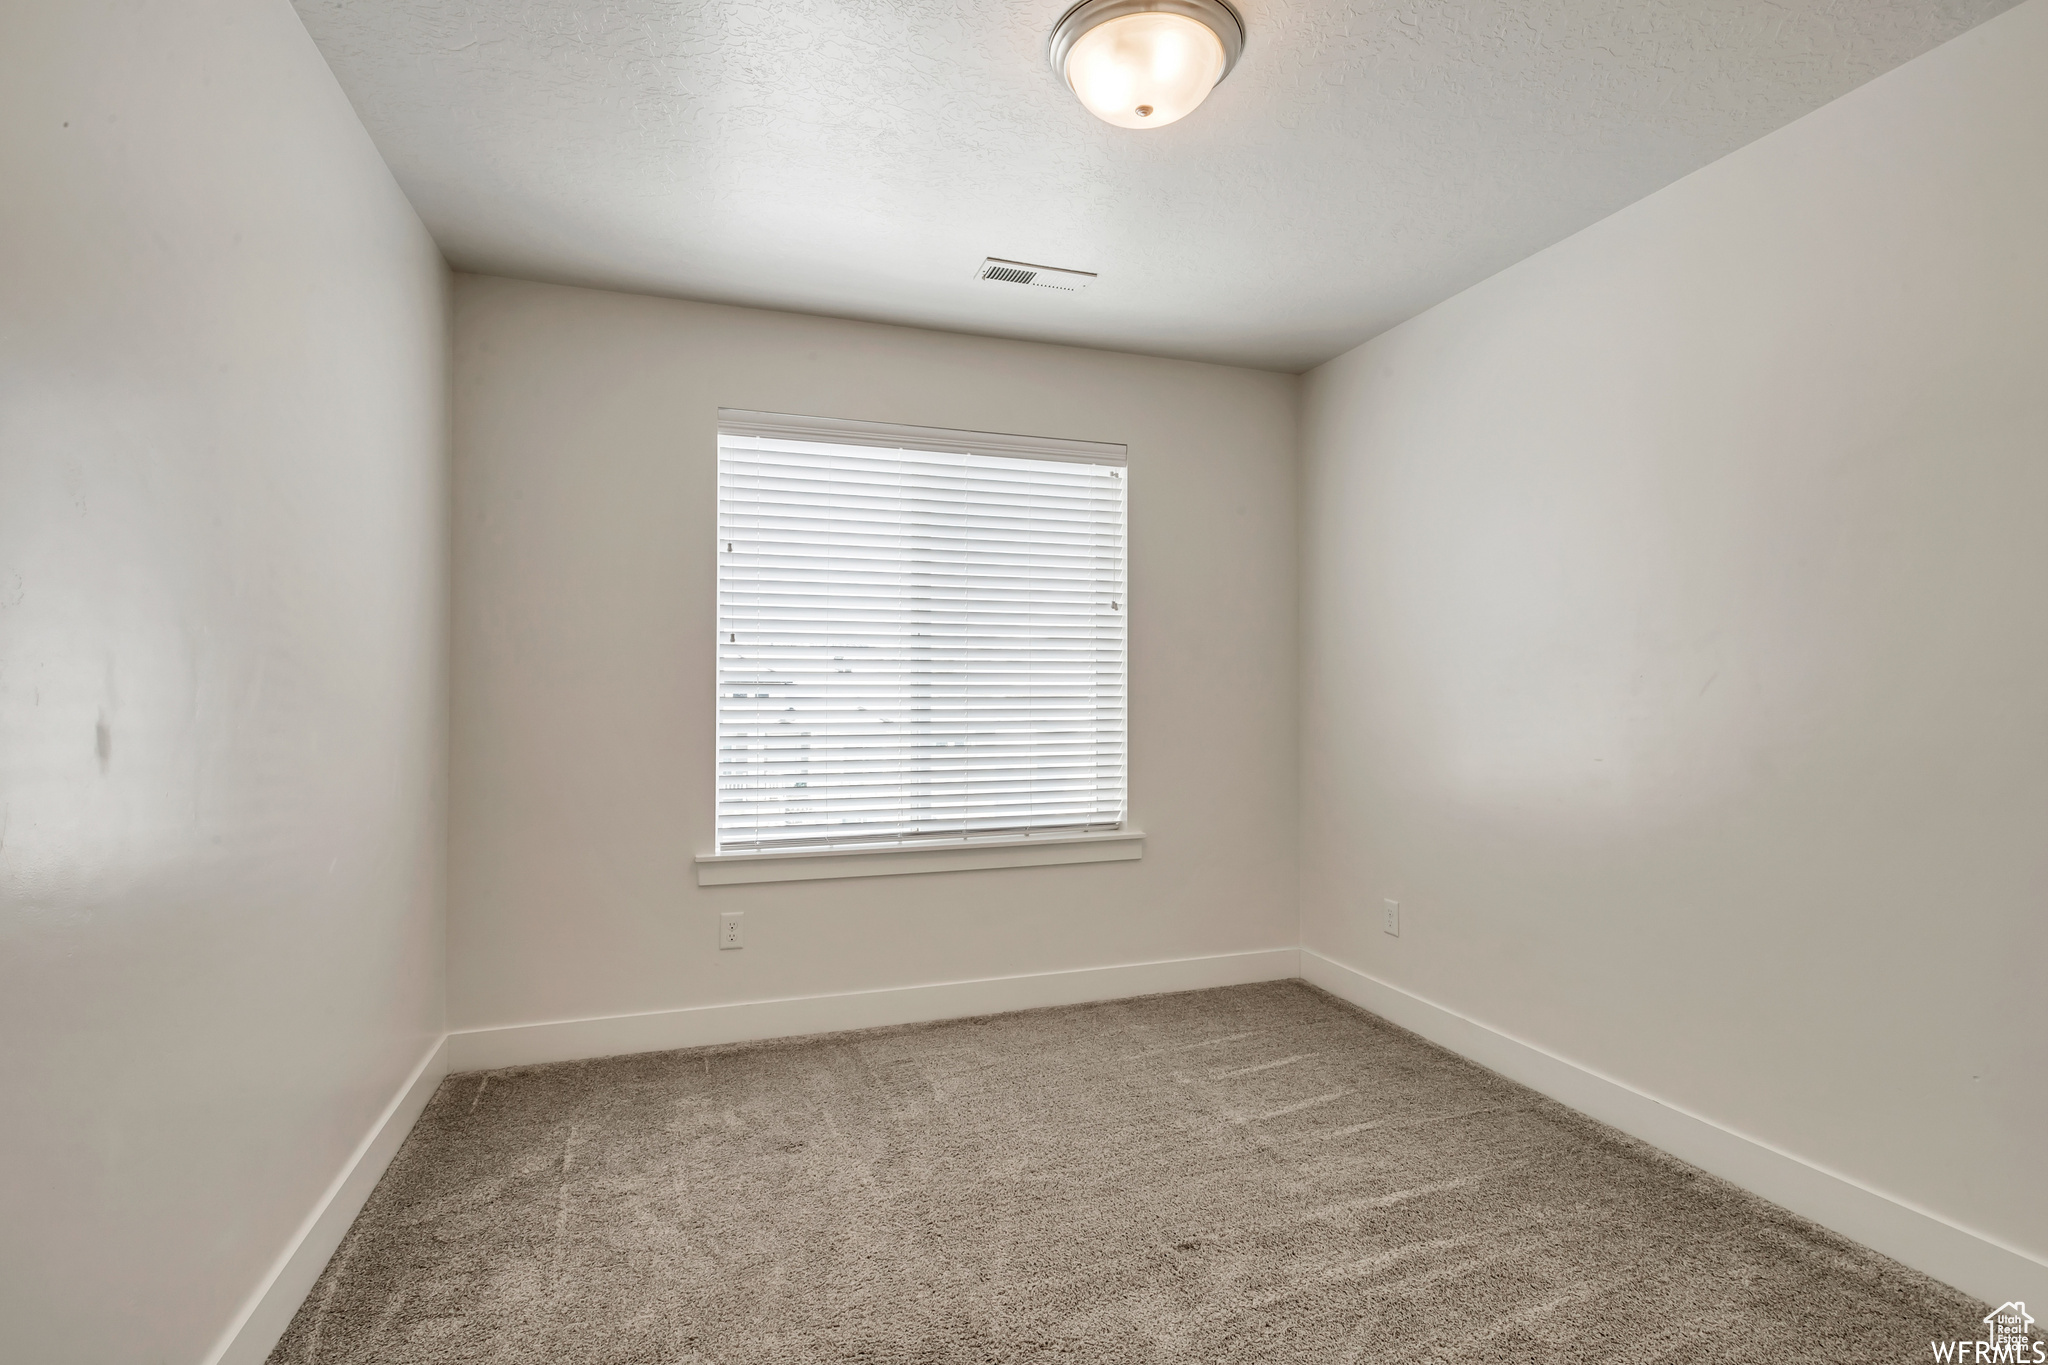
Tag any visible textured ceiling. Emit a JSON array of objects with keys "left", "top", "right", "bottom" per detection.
[{"left": 296, "top": 0, "right": 2018, "bottom": 371}]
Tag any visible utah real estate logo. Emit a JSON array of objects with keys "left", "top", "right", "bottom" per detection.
[{"left": 1932, "top": 1302, "right": 2040, "bottom": 1363}]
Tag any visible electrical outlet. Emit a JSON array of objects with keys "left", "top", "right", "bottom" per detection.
[
  {"left": 719, "top": 911, "right": 744, "bottom": 950},
  {"left": 1383, "top": 898, "right": 1400, "bottom": 937}
]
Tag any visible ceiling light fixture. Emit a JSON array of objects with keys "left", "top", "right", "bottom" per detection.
[{"left": 1049, "top": 0, "right": 1245, "bottom": 131}]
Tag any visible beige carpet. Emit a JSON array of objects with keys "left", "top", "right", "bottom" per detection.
[{"left": 270, "top": 981, "right": 1982, "bottom": 1363}]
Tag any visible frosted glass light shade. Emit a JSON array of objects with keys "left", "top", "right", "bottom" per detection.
[
  {"left": 1067, "top": 14, "right": 1225, "bottom": 129},
  {"left": 1050, "top": 0, "right": 1244, "bottom": 131}
]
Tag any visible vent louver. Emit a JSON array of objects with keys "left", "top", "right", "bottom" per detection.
[{"left": 976, "top": 257, "right": 1096, "bottom": 292}]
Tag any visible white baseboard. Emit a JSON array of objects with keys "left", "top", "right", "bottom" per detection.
[
  {"left": 1300, "top": 947, "right": 2047, "bottom": 1308},
  {"left": 203, "top": 1036, "right": 450, "bottom": 1365},
  {"left": 447, "top": 947, "right": 1303, "bottom": 1073}
]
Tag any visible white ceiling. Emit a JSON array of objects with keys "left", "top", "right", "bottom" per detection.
[{"left": 296, "top": 0, "right": 2017, "bottom": 371}]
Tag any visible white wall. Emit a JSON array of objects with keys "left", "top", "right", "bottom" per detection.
[
  {"left": 450, "top": 277, "right": 1296, "bottom": 1038},
  {"left": 1301, "top": 0, "right": 2046, "bottom": 1285},
  {"left": 0, "top": 1, "right": 450, "bottom": 1360}
]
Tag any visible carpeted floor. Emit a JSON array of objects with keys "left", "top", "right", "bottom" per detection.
[{"left": 270, "top": 981, "right": 1983, "bottom": 1363}]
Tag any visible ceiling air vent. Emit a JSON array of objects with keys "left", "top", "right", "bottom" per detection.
[{"left": 976, "top": 257, "right": 1096, "bottom": 292}]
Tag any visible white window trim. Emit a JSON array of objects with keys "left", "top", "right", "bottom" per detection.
[
  {"left": 718, "top": 408, "right": 1126, "bottom": 467},
  {"left": 695, "top": 828, "right": 1145, "bottom": 886}
]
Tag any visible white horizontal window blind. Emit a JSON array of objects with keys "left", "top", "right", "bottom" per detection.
[{"left": 716, "top": 414, "right": 1127, "bottom": 853}]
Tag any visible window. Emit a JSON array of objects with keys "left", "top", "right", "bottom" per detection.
[{"left": 715, "top": 410, "right": 1127, "bottom": 855}]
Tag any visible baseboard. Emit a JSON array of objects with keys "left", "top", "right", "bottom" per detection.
[
  {"left": 1299, "top": 947, "right": 2047, "bottom": 1308},
  {"left": 447, "top": 947, "right": 1303, "bottom": 1072},
  {"left": 203, "top": 1036, "right": 451, "bottom": 1365}
]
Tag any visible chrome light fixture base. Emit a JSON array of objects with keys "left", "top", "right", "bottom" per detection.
[{"left": 1048, "top": 0, "right": 1247, "bottom": 87}]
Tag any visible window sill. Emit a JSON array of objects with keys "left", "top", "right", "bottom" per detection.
[{"left": 695, "top": 829, "right": 1145, "bottom": 887}]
